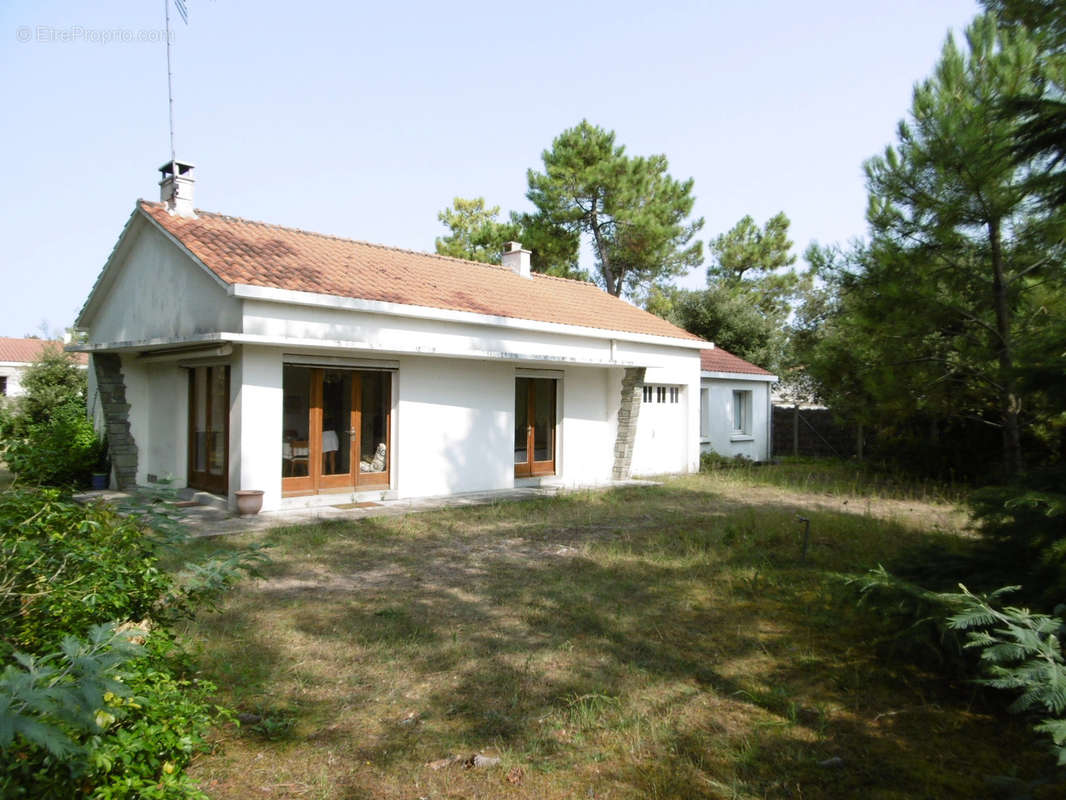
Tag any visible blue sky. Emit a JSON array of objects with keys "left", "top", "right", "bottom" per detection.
[{"left": 0, "top": 0, "right": 979, "bottom": 338}]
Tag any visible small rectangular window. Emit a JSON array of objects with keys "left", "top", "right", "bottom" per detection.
[
  {"left": 0, "top": 376, "right": 6, "bottom": 396},
  {"left": 669, "top": 387, "right": 679, "bottom": 404},
  {"left": 642, "top": 385, "right": 653, "bottom": 403},
  {"left": 656, "top": 386, "right": 666, "bottom": 403},
  {"left": 732, "top": 389, "right": 752, "bottom": 434}
]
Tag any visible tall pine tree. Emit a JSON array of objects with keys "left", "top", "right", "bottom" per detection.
[
  {"left": 860, "top": 14, "right": 1065, "bottom": 476},
  {"left": 524, "top": 121, "right": 703, "bottom": 297}
]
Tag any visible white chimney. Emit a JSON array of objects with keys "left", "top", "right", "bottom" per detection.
[
  {"left": 158, "top": 160, "right": 196, "bottom": 217},
  {"left": 501, "top": 241, "right": 531, "bottom": 278}
]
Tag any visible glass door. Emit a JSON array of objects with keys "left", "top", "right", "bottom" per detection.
[
  {"left": 514, "top": 377, "right": 556, "bottom": 478},
  {"left": 282, "top": 367, "right": 391, "bottom": 495},
  {"left": 188, "top": 365, "right": 229, "bottom": 494}
]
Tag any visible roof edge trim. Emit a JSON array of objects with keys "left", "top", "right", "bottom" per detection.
[
  {"left": 701, "top": 370, "right": 778, "bottom": 382},
  {"left": 233, "top": 283, "right": 708, "bottom": 350}
]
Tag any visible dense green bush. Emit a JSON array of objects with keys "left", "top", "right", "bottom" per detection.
[
  {"left": 0, "top": 488, "right": 265, "bottom": 797},
  {"left": 0, "top": 346, "right": 101, "bottom": 488},
  {"left": 2, "top": 401, "right": 103, "bottom": 489},
  {"left": 2, "top": 345, "right": 87, "bottom": 435}
]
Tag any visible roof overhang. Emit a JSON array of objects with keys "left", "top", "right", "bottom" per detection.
[
  {"left": 69, "top": 332, "right": 682, "bottom": 368},
  {"left": 233, "top": 283, "right": 707, "bottom": 351},
  {"left": 701, "top": 370, "right": 778, "bottom": 383}
]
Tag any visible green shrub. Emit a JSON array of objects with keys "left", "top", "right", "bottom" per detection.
[
  {"left": 0, "top": 488, "right": 265, "bottom": 797},
  {"left": 945, "top": 585, "right": 1066, "bottom": 770},
  {"left": 3, "top": 401, "right": 103, "bottom": 488},
  {"left": 4, "top": 345, "right": 87, "bottom": 435},
  {"left": 699, "top": 450, "right": 752, "bottom": 472},
  {"left": 0, "top": 346, "right": 98, "bottom": 488},
  {"left": 0, "top": 489, "right": 170, "bottom": 658},
  {"left": 0, "top": 626, "right": 227, "bottom": 799}
]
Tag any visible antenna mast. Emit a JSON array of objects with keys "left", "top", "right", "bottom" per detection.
[{"left": 164, "top": 0, "right": 177, "bottom": 165}]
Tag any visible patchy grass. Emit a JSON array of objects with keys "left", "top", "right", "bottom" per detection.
[
  {"left": 701, "top": 456, "right": 968, "bottom": 505},
  {"left": 177, "top": 469, "right": 1051, "bottom": 799}
]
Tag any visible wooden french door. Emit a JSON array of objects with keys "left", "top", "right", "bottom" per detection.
[
  {"left": 514, "top": 377, "right": 556, "bottom": 477},
  {"left": 281, "top": 366, "right": 390, "bottom": 495},
  {"left": 188, "top": 365, "right": 230, "bottom": 494}
]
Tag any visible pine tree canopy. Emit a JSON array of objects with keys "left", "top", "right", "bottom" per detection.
[{"left": 524, "top": 120, "right": 704, "bottom": 297}]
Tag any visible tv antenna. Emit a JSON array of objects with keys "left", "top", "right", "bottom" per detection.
[{"left": 164, "top": 0, "right": 189, "bottom": 165}]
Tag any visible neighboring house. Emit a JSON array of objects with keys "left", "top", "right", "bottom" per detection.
[
  {"left": 72, "top": 162, "right": 707, "bottom": 511},
  {"left": 0, "top": 337, "right": 87, "bottom": 398},
  {"left": 698, "top": 347, "right": 777, "bottom": 462}
]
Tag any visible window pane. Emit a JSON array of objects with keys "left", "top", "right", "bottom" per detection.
[
  {"left": 360, "top": 372, "right": 389, "bottom": 473},
  {"left": 282, "top": 366, "right": 312, "bottom": 478},
  {"left": 193, "top": 367, "right": 207, "bottom": 472},
  {"left": 322, "top": 370, "right": 352, "bottom": 476},
  {"left": 514, "top": 378, "right": 529, "bottom": 464},
  {"left": 208, "top": 367, "right": 227, "bottom": 475},
  {"left": 533, "top": 379, "right": 554, "bottom": 462}
]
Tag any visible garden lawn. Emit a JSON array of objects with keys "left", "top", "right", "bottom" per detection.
[{"left": 177, "top": 467, "right": 1051, "bottom": 799}]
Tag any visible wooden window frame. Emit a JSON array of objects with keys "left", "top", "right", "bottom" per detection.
[
  {"left": 514, "top": 377, "right": 557, "bottom": 478},
  {"left": 282, "top": 367, "right": 391, "bottom": 497}
]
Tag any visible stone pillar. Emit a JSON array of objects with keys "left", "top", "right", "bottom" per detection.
[
  {"left": 92, "top": 354, "right": 139, "bottom": 489},
  {"left": 612, "top": 367, "right": 646, "bottom": 481}
]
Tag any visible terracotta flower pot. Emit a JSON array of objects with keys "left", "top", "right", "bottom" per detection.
[{"left": 234, "top": 489, "right": 264, "bottom": 516}]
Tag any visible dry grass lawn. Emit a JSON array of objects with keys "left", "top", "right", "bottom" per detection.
[{"left": 176, "top": 463, "right": 1052, "bottom": 799}]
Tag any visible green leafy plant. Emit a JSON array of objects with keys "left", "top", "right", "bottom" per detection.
[
  {"left": 0, "top": 488, "right": 266, "bottom": 797},
  {"left": 3, "top": 400, "right": 103, "bottom": 487},
  {"left": 944, "top": 584, "right": 1066, "bottom": 768}
]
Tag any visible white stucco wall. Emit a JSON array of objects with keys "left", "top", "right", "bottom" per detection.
[
  {"left": 0, "top": 364, "right": 26, "bottom": 397},
  {"left": 699, "top": 376, "right": 774, "bottom": 462},
  {"left": 242, "top": 300, "right": 626, "bottom": 367},
  {"left": 631, "top": 348, "right": 702, "bottom": 476},
  {"left": 395, "top": 356, "right": 514, "bottom": 498},
  {"left": 87, "top": 221, "right": 241, "bottom": 345},
  {"left": 556, "top": 366, "right": 618, "bottom": 487},
  {"left": 231, "top": 345, "right": 284, "bottom": 510},
  {"left": 119, "top": 358, "right": 189, "bottom": 488}
]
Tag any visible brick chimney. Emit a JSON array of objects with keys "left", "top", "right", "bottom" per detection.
[
  {"left": 158, "top": 160, "right": 195, "bottom": 217},
  {"left": 501, "top": 241, "right": 531, "bottom": 278}
]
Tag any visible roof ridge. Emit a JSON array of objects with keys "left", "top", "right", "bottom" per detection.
[{"left": 139, "top": 200, "right": 598, "bottom": 283}]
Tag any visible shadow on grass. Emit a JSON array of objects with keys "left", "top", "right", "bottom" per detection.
[{"left": 182, "top": 482, "right": 1046, "bottom": 799}]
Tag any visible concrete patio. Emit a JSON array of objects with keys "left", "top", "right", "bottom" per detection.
[{"left": 73, "top": 479, "right": 661, "bottom": 538}]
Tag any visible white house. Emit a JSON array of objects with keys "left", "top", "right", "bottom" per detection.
[
  {"left": 698, "top": 347, "right": 777, "bottom": 462},
  {"left": 0, "top": 337, "right": 87, "bottom": 399},
  {"left": 72, "top": 162, "right": 708, "bottom": 512}
]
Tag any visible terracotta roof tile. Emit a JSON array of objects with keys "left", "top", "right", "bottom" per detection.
[
  {"left": 0, "top": 337, "right": 87, "bottom": 365},
  {"left": 139, "top": 201, "right": 703, "bottom": 342},
  {"left": 700, "top": 347, "right": 773, "bottom": 376}
]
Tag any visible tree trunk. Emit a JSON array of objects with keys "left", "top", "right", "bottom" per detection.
[
  {"left": 589, "top": 204, "right": 620, "bottom": 296},
  {"left": 988, "top": 219, "right": 1023, "bottom": 478}
]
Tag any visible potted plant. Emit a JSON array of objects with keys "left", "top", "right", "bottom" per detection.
[
  {"left": 234, "top": 489, "right": 264, "bottom": 516},
  {"left": 90, "top": 435, "right": 110, "bottom": 491}
]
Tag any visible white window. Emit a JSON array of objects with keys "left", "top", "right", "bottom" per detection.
[{"left": 732, "top": 389, "right": 752, "bottom": 434}]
